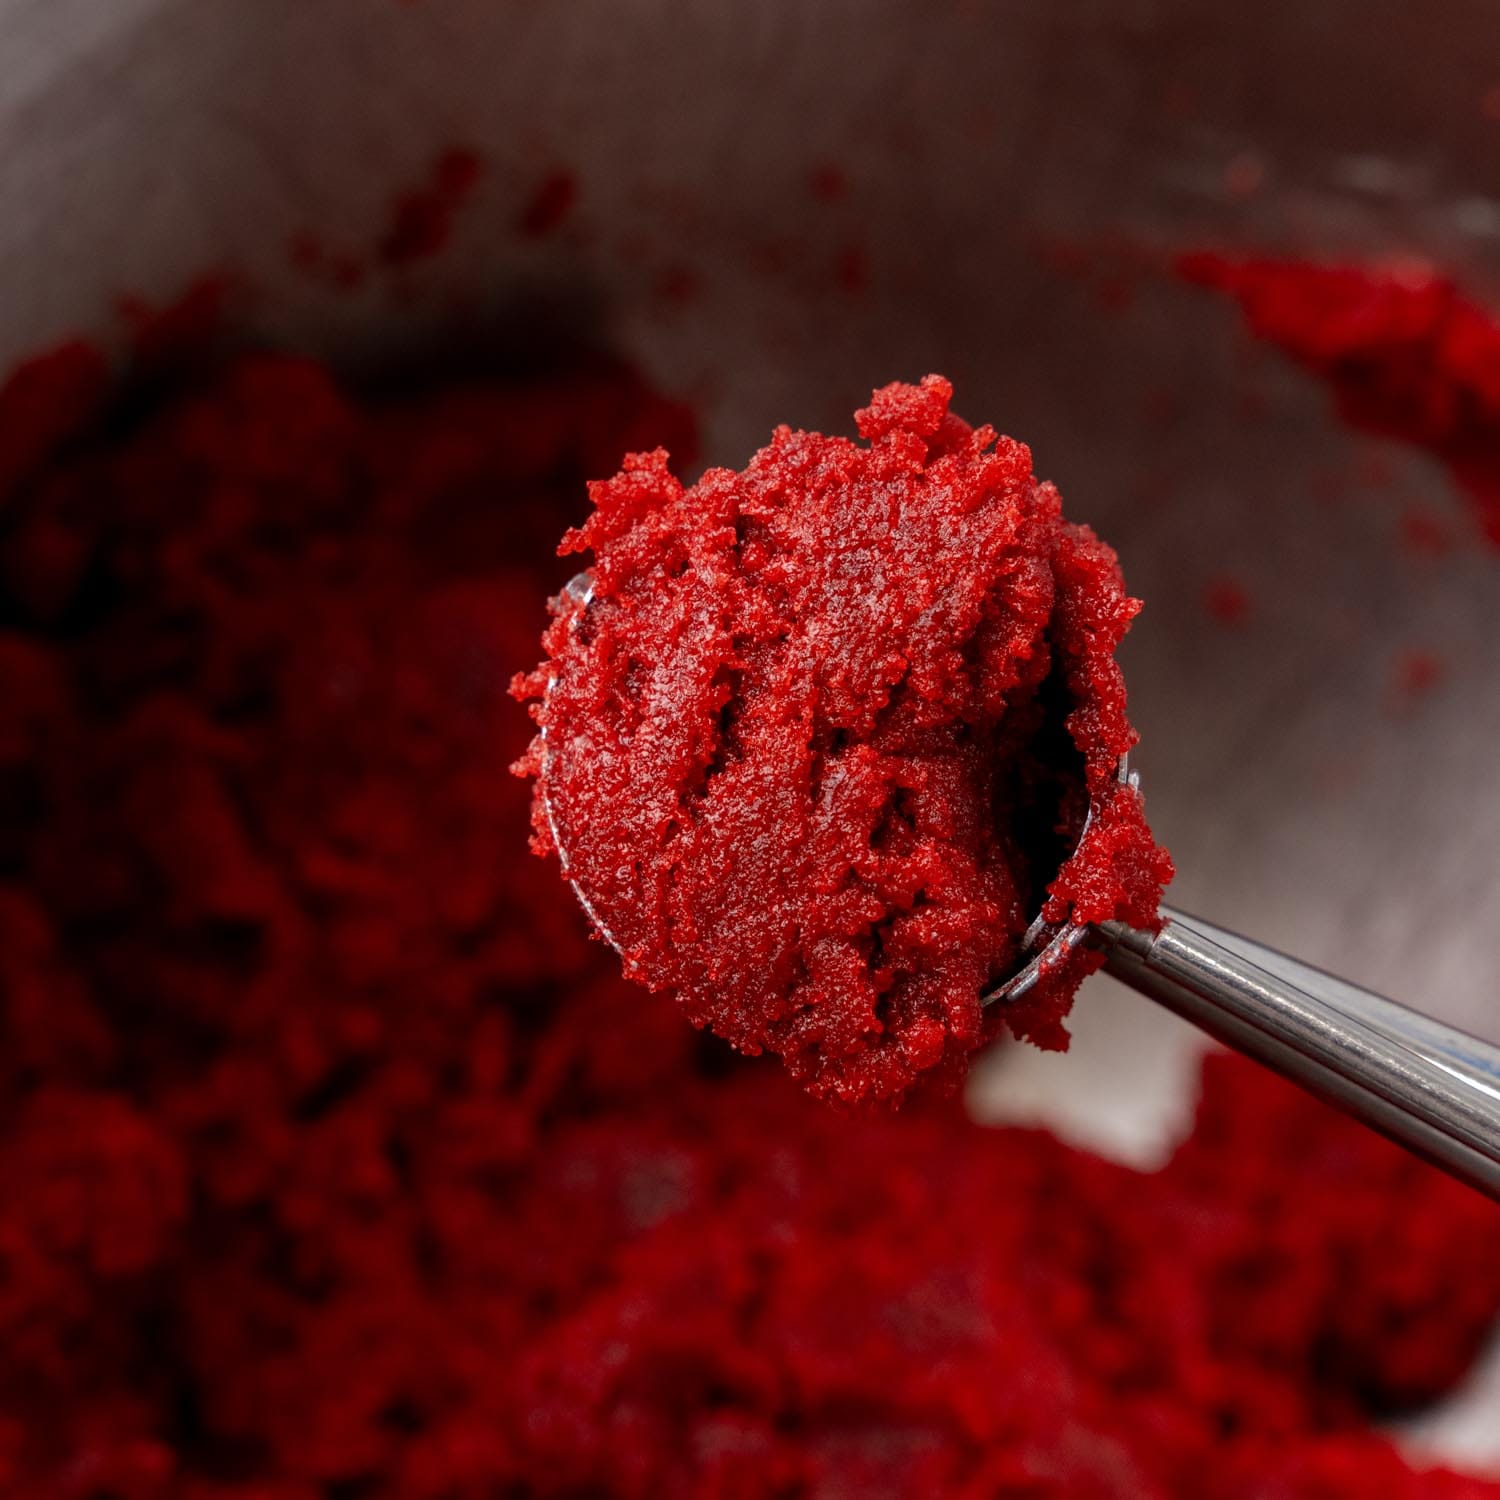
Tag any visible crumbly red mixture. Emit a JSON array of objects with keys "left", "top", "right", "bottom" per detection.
[
  {"left": 1179, "top": 253, "right": 1500, "bottom": 546},
  {"left": 517, "top": 375, "right": 1172, "bottom": 1103},
  {"left": 0, "top": 322, "right": 1495, "bottom": 1497},
  {"left": 509, "top": 1051, "right": 1500, "bottom": 1498}
]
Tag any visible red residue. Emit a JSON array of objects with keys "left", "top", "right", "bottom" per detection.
[
  {"left": 1204, "top": 574, "right": 1253, "bottom": 626},
  {"left": 1093, "top": 270, "right": 1138, "bottom": 313},
  {"left": 1179, "top": 252, "right": 1500, "bottom": 547},
  {"left": 1391, "top": 647, "right": 1447, "bottom": 703},
  {"left": 328, "top": 253, "right": 367, "bottom": 291},
  {"left": 516, "top": 169, "right": 578, "bottom": 238},
  {"left": 651, "top": 264, "right": 702, "bottom": 308},
  {"left": 288, "top": 230, "right": 323, "bottom": 272},
  {"left": 1028, "top": 234, "right": 1148, "bottom": 316},
  {"left": 835, "top": 244, "right": 871, "bottom": 295},
  {"left": 1400, "top": 505, "right": 1455, "bottom": 556},
  {"left": 378, "top": 146, "right": 485, "bottom": 266},
  {"left": 0, "top": 324, "right": 1494, "bottom": 1495},
  {"left": 808, "top": 163, "right": 849, "bottom": 202},
  {"left": 287, "top": 233, "right": 368, "bottom": 292},
  {"left": 1223, "top": 151, "right": 1268, "bottom": 200}
]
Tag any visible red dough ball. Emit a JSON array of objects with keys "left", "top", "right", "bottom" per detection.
[{"left": 518, "top": 376, "right": 1172, "bottom": 1103}]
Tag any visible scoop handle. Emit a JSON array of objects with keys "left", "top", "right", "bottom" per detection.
[{"left": 1097, "top": 904, "right": 1500, "bottom": 1201}]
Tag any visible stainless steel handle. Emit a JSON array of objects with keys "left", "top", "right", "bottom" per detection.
[{"left": 1097, "top": 904, "right": 1500, "bottom": 1201}]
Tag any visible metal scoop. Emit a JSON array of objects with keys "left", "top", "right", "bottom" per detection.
[
  {"left": 985, "top": 753, "right": 1500, "bottom": 1200},
  {"left": 541, "top": 573, "right": 1500, "bottom": 1201}
]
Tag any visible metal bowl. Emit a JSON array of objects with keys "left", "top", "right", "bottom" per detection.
[{"left": 3, "top": 0, "right": 1496, "bottom": 1463}]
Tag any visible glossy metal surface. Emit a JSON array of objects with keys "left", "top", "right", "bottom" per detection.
[
  {"left": 1099, "top": 906, "right": 1500, "bottom": 1201},
  {"left": 981, "top": 753, "right": 1137, "bottom": 1005}
]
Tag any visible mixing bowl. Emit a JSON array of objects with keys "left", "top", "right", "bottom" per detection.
[{"left": 3, "top": 0, "right": 1497, "bottom": 1469}]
